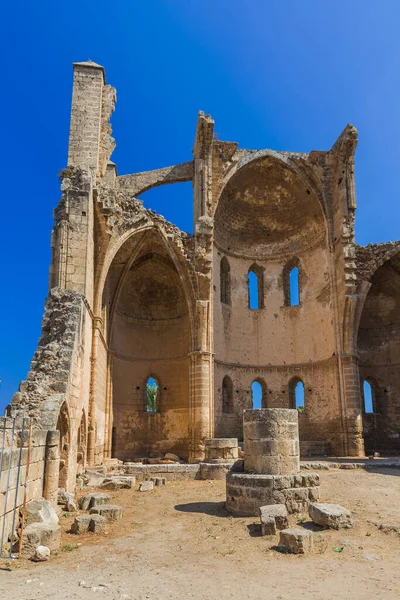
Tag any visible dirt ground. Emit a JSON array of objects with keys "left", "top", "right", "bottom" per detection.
[{"left": 1, "top": 468, "right": 400, "bottom": 600}]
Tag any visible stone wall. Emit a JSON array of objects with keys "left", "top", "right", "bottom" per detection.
[{"left": 0, "top": 422, "right": 59, "bottom": 546}]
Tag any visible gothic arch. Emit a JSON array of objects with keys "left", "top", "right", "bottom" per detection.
[{"left": 56, "top": 401, "right": 71, "bottom": 489}]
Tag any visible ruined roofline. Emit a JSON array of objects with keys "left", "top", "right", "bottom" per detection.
[{"left": 72, "top": 60, "right": 106, "bottom": 83}]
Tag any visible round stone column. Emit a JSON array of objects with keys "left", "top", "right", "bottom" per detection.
[{"left": 243, "top": 409, "right": 299, "bottom": 475}]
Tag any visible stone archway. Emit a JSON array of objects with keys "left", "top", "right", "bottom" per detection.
[
  {"left": 56, "top": 401, "right": 70, "bottom": 489},
  {"left": 357, "top": 253, "right": 400, "bottom": 454},
  {"left": 102, "top": 228, "right": 194, "bottom": 461}
]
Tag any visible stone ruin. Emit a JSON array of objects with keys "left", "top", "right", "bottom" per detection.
[
  {"left": 226, "top": 409, "right": 319, "bottom": 516},
  {"left": 3, "top": 60, "right": 399, "bottom": 500}
]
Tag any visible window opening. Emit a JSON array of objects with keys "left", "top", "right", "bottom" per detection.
[
  {"left": 251, "top": 381, "right": 263, "bottom": 409},
  {"left": 220, "top": 257, "right": 231, "bottom": 305},
  {"left": 146, "top": 377, "right": 159, "bottom": 413},
  {"left": 222, "top": 376, "right": 233, "bottom": 413},
  {"left": 289, "top": 267, "right": 300, "bottom": 306},
  {"left": 363, "top": 380, "right": 374, "bottom": 414},
  {"left": 248, "top": 270, "right": 259, "bottom": 309}
]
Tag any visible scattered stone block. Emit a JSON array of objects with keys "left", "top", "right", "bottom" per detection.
[
  {"left": 309, "top": 503, "right": 353, "bottom": 530},
  {"left": 139, "top": 481, "right": 154, "bottom": 492},
  {"left": 71, "top": 515, "right": 92, "bottom": 534},
  {"left": 89, "top": 504, "right": 122, "bottom": 521},
  {"left": 85, "top": 468, "right": 106, "bottom": 486},
  {"left": 31, "top": 545, "right": 50, "bottom": 562},
  {"left": 23, "top": 498, "right": 59, "bottom": 526},
  {"left": 145, "top": 476, "right": 166, "bottom": 486},
  {"left": 78, "top": 493, "right": 111, "bottom": 511},
  {"left": 165, "top": 453, "right": 181, "bottom": 462},
  {"left": 279, "top": 528, "right": 313, "bottom": 554},
  {"left": 261, "top": 517, "right": 276, "bottom": 536},
  {"left": 89, "top": 514, "right": 108, "bottom": 534},
  {"left": 58, "top": 489, "right": 74, "bottom": 505},
  {"left": 100, "top": 476, "right": 135, "bottom": 490},
  {"left": 103, "top": 458, "right": 123, "bottom": 466},
  {"left": 259, "top": 504, "right": 288, "bottom": 535},
  {"left": 20, "top": 523, "right": 61, "bottom": 556},
  {"left": 65, "top": 499, "right": 77, "bottom": 512}
]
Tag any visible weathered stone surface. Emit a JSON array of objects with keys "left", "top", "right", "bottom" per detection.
[
  {"left": 71, "top": 515, "right": 92, "bottom": 534},
  {"left": 85, "top": 469, "right": 106, "bottom": 487},
  {"left": 309, "top": 503, "right": 353, "bottom": 529},
  {"left": 9, "top": 62, "right": 400, "bottom": 499},
  {"left": 259, "top": 504, "right": 288, "bottom": 535},
  {"left": 89, "top": 504, "right": 122, "bottom": 520},
  {"left": 89, "top": 514, "right": 108, "bottom": 533},
  {"left": 139, "top": 481, "right": 154, "bottom": 492},
  {"left": 23, "top": 498, "right": 59, "bottom": 526},
  {"left": 145, "top": 476, "right": 166, "bottom": 486},
  {"left": 78, "top": 493, "right": 111, "bottom": 511},
  {"left": 58, "top": 489, "right": 74, "bottom": 505},
  {"left": 20, "top": 523, "right": 61, "bottom": 556},
  {"left": 32, "top": 545, "right": 51, "bottom": 562},
  {"left": 279, "top": 528, "right": 313, "bottom": 554},
  {"left": 226, "top": 472, "right": 319, "bottom": 516},
  {"left": 100, "top": 476, "right": 135, "bottom": 490},
  {"left": 65, "top": 499, "right": 77, "bottom": 512},
  {"left": 164, "top": 453, "right": 181, "bottom": 462}
]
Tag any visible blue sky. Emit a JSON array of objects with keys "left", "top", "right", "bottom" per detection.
[{"left": 1, "top": 1, "right": 399, "bottom": 413}]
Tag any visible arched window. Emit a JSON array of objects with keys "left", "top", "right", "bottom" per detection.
[
  {"left": 76, "top": 410, "right": 86, "bottom": 470},
  {"left": 56, "top": 402, "right": 70, "bottom": 488},
  {"left": 248, "top": 264, "right": 264, "bottom": 309},
  {"left": 251, "top": 379, "right": 266, "bottom": 409},
  {"left": 283, "top": 258, "right": 301, "bottom": 306},
  {"left": 363, "top": 380, "right": 374, "bottom": 414},
  {"left": 220, "top": 257, "right": 231, "bottom": 305},
  {"left": 289, "top": 378, "right": 305, "bottom": 412},
  {"left": 222, "top": 376, "right": 233, "bottom": 413},
  {"left": 146, "top": 377, "right": 159, "bottom": 413}
]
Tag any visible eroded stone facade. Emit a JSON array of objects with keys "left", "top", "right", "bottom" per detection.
[{"left": 9, "top": 61, "right": 400, "bottom": 491}]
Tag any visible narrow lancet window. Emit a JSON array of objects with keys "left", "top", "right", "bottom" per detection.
[
  {"left": 289, "top": 378, "right": 305, "bottom": 412},
  {"left": 289, "top": 267, "right": 300, "bottom": 306},
  {"left": 283, "top": 258, "right": 301, "bottom": 306},
  {"left": 251, "top": 380, "right": 263, "bottom": 409},
  {"left": 363, "top": 380, "right": 374, "bottom": 414},
  {"left": 220, "top": 257, "right": 231, "bottom": 305},
  {"left": 222, "top": 376, "right": 233, "bottom": 413},
  {"left": 248, "top": 264, "right": 264, "bottom": 309},
  {"left": 146, "top": 377, "right": 159, "bottom": 413}
]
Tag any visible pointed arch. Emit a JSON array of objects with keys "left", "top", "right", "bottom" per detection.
[
  {"left": 220, "top": 256, "right": 231, "bottom": 305},
  {"left": 222, "top": 375, "right": 233, "bottom": 413},
  {"left": 248, "top": 264, "right": 264, "bottom": 309},
  {"left": 145, "top": 376, "right": 160, "bottom": 413},
  {"left": 289, "top": 377, "right": 305, "bottom": 412},
  {"left": 56, "top": 401, "right": 71, "bottom": 488},
  {"left": 251, "top": 378, "right": 267, "bottom": 409},
  {"left": 95, "top": 225, "right": 197, "bottom": 351},
  {"left": 77, "top": 409, "right": 87, "bottom": 471},
  {"left": 283, "top": 257, "right": 301, "bottom": 307}
]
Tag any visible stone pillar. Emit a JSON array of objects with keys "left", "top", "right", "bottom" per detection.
[
  {"left": 244, "top": 409, "right": 300, "bottom": 475},
  {"left": 226, "top": 409, "right": 319, "bottom": 516},
  {"left": 68, "top": 61, "right": 105, "bottom": 170},
  {"left": 43, "top": 430, "right": 60, "bottom": 504},
  {"left": 189, "top": 351, "right": 212, "bottom": 462},
  {"left": 342, "top": 355, "right": 365, "bottom": 457}
]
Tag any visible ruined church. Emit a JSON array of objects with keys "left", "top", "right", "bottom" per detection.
[{"left": 9, "top": 61, "right": 400, "bottom": 491}]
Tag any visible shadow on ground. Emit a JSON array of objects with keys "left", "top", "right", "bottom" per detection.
[{"left": 174, "top": 501, "right": 229, "bottom": 516}]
